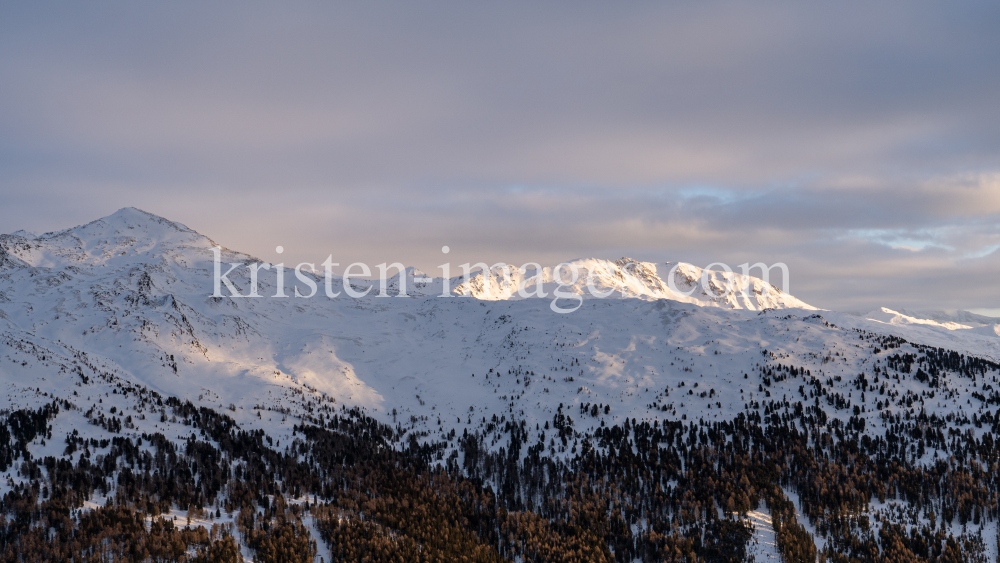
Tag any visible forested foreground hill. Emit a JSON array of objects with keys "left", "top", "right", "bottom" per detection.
[{"left": 1, "top": 353, "right": 999, "bottom": 563}]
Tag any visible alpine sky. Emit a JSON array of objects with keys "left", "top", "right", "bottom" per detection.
[{"left": 1, "top": 1, "right": 999, "bottom": 313}]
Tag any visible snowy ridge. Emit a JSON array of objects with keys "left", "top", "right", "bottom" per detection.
[
  {"left": 448, "top": 256, "right": 815, "bottom": 311},
  {"left": 890, "top": 308, "right": 1000, "bottom": 328},
  {"left": 1, "top": 209, "right": 998, "bottom": 446},
  {"left": 2, "top": 208, "right": 1000, "bottom": 561},
  {"left": 851, "top": 308, "right": 1000, "bottom": 362}
]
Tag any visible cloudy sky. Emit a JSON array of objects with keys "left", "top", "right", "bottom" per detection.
[{"left": 2, "top": 1, "right": 999, "bottom": 313}]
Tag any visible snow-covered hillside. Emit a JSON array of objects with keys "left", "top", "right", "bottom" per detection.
[
  {"left": 1, "top": 209, "right": 996, "bottom": 438},
  {"left": 2, "top": 208, "right": 1000, "bottom": 562},
  {"left": 0, "top": 208, "right": 824, "bottom": 431}
]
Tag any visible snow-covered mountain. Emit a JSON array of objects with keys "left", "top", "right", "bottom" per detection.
[
  {"left": 449, "top": 255, "right": 815, "bottom": 311},
  {"left": 888, "top": 308, "right": 1000, "bottom": 327},
  {"left": 858, "top": 307, "right": 1000, "bottom": 348},
  {"left": 0, "top": 208, "right": 821, "bottom": 423},
  {"left": 2, "top": 208, "right": 1000, "bottom": 562},
  {"left": 2, "top": 207, "right": 998, "bottom": 443}
]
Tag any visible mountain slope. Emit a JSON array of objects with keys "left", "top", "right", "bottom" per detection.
[
  {"left": 449, "top": 256, "right": 815, "bottom": 311},
  {"left": 1, "top": 208, "right": 999, "bottom": 562}
]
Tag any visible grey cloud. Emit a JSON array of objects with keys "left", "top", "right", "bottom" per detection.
[{"left": 1, "top": 1, "right": 999, "bottom": 312}]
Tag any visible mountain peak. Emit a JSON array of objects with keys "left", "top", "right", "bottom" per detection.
[
  {"left": 61, "top": 207, "right": 197, "bottom": 237},
  {"left": 40, "top": 207, "right": 212, "bottom": 248},
  {"left": 0, "top": 208, "right": 216, "bottom": 269}
]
